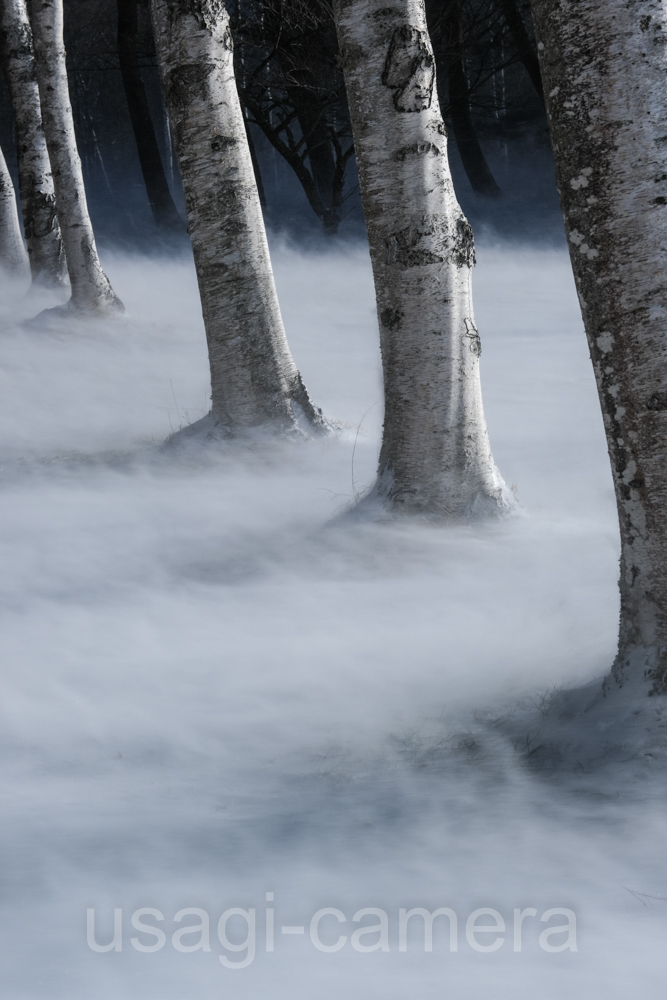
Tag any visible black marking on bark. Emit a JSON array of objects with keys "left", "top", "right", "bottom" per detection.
[
  {"left": 3, "top": 21, "right": 34, "bottom": 63},
  {"left": 385, "top": 220, "right": 443, "bottom": 267},
  {"left": 395, "top": 141, "right": 440, "bottom": 161},
  {"left": 381, "top": 26, "right": 434, "bottom": 112},
  {"left": 180, "top": 0, "right": 228, "bottom": 34},
  {"left": 640, "top": 15, "right": 652, "bottom": 32},
  {"left": 654, "top": 196, "right": 667, "bottom": 205},
  {"left": 167, "top": 64, "right": 212, "bottom": 108},
  {"left": 380, "top": 307, "right": 402, "bottom": 330},
  {"left": 464, "top": 318, "right": 481, "bottom": 356},
  {"left": 214, "top": 186, "right": 242, "bottom": 221},
  {"left": 647, "top": 391, "right": 667, "bottom": 410},
  {"left": 385, "top": 214, "right": 475, "bottom": 269},
  {"left": 29, "top": 191, "right": 58, "bottom": 239},
  {"left": 211, "top": 135, "right": 236, "bottom": 152},
  {"left": 452, "top": 217, "right": 475, "bottom": 268}
]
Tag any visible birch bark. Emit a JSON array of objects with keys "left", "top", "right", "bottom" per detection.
[
  {"left": 0, "top": 141, "right": 29, "bottom": 276},
  {"left": 530, "top": 0, "right": 667, "bottom": 694},
  {"left": 149, "top": 0, "right": 324, "bottom": 434},
  {"left": 0, "top": 0, "right": 67, "bottom": 286},
  {"left": 333, "top": 0, "right": 511, "bottom": 517},
  {"left": 30, "top": 0, "right": 121, "bottom": 313}
]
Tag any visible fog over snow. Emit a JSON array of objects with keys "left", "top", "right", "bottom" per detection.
[{"left": 0, "top": 243, "right": 665, "bottom": 999}]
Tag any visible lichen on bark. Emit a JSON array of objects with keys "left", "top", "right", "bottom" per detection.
[{"left": 530, "top": 0, "right": 667, "bottom": 694}]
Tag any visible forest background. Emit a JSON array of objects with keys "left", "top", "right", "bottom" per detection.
[
  {"left": 0, "top": 0, "right": 559, "bottom": 247},
  {"left": 3, "top": 3, "right": 666, "bottom": 999}
]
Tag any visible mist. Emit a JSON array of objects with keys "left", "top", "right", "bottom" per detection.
[{"left": 1, "top": 242, "right": 665, "bottom": 999}]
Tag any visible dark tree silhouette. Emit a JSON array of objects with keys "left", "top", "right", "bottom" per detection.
[
  {"left": 231, "top": 0, "right": 355, "bottom": 235},
  {"left": 117, "top": 0, "right": 182, "bottom": 231}
]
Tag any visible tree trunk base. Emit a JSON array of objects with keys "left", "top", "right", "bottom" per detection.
[
  {"left": 499, "top": 672, "right": 667, "bottom": 778},
  {"left": 24, "top": 296, "right": 125, "bottom": 329},
  {"left": 607, "top": 645, "right": 667, "bottom": 698},
  {"left": 164, "top": 407, "right": 334, "bottom": 449},
  {"left": 346, "top": 473, "right": 517, "bottom": 523}
]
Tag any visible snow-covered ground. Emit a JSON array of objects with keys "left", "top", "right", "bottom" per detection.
[{"left": 0, "top": 244, "right": 665, "bottom": 999}]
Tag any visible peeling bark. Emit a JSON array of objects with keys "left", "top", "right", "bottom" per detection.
[
  {"left": 530, "top": 0, "right": 667, "bottom": 694},
  {"left": 0, "top": 0, "right": 67, "bottom": 287},
  {"left": 0, "top": 140, "right": 29, "bottom": 276},
  {"left": 150, "top": 0, "right": 324, "bottom": 434},
  {"left": 30, "top": 0, "right": 122, "bottom": 313},
  {"left": 334, "top": 0, "right": 512, "bottom": 518}
]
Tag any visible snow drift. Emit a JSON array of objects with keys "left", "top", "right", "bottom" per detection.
[{"left": 0, "top": 243, "right": 665, "bottom": 999}]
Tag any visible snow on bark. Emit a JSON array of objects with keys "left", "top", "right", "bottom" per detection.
[
  {"left": 30, "top": 0, "right": 121, "bottom": 313},
  {"left": 149, "top": 0, "right": 324, "bottom": 434},
  {"left": 0, "top": 0, "right": 67, "bottom": 287},
  {"left": 530, "top": 0, "right": 667, "bottom": 694},
  {"left": 333, "top": 0, "right": 512, "bottom": 518},
  {"left": 0, "top": 140, "right": 29, "bottom": 277}
]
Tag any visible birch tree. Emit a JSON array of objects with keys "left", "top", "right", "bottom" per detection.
[
  {"left": 333, "top": 0, "right": 511, "bottom": 517},
  {"left": 530, "top": 0, "right": 667, "bottom": 695},
  {"left": 30, "top": 0, "right": 122, "bottom": 314},
  {"left": 150, "top": 0, "right": 324, "bottom": 435},
  {"left": 0, "top": 141, "right": 29, "bottom": 276},
  {"left": 0, "top": 0, "right": 67, "bottom": 286}
]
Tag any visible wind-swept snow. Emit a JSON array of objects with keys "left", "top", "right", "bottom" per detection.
[{"left": 0, "top": 244, "right": 665, "bottom": 999}]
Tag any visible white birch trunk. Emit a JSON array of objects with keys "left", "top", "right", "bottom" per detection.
[
  {"left": 0, "top": 140, "right": 29, "bottom": 277},
  {"left": 333, "top": 0, "right": 512, "bottom": 518},
  {"left": 149, "top": 0, "right": 324, "bottom": 434},
  {"left": 0, "top": 0, "right": 67, "bottom": 287},
  {"left": 30, "top": 0, "right": 121, "bottom": 313},
  {"left": 530, "top": 0, "right": 667, "bottom": 695}
]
